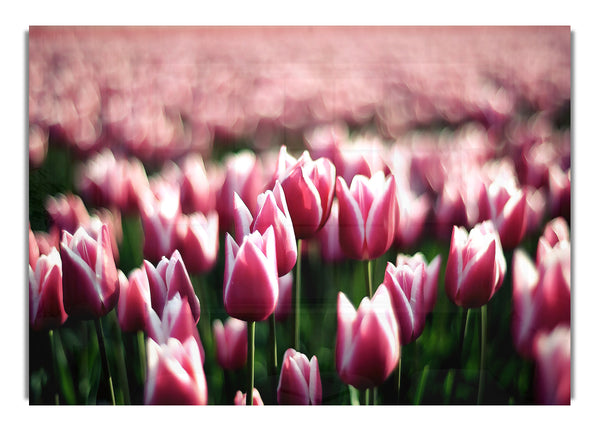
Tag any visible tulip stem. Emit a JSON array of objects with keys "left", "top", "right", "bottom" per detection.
[
  {"left": 294, "top": 238, "right": 302, "bottom": 351},
  {"left": 94, "top": 318, "right": 116, "bottom": 405},
  {"left": 269, "top": 314, "right": 278, "bottom": 374},
  {"left": 397, "top": 353, "right": 402, "bottom": 403},
  {"left": 365, "top": 388, "right": 371, "bottom": 406},
  {"left": 247, "top": 321, "right": 255, "bottom": 405},
  {"left": 48, "top": 329, "right": 59, "bottom": 404},
  {"left": 364, "top": 259, "right": 373, "bottom": 298},
  {"left": 477, "top": 305, "right": 487, "bottom": 405},
  {"left": 137, "top": 330, "right": 146, "bottom": 385}
]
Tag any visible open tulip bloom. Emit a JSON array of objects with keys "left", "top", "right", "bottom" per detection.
[
  {"left": 336, "top": 287, "right": 400, "bottom": 390},
  {"left": 336, "top": 171, "right": 398, "bottom": 261},
  {"left": 445, "top": 221, "right": 506, "bottom": 309},
  {"left": 277, "top": 348, "right": 322, "bottom": 405}
]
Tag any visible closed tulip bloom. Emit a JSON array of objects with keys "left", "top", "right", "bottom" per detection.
[
  {"left": 479, "top": 177, "right": 527, "bottom": 250},
  {"left": 179, "top": 154, "right": 215, "bottom": 215},
  {"left": 275, "top": 146, "right": 336, "bottom": 239},
  {"left": 383, "top": 261, "right": 426, "bottom": 345},
  {"left": 548, "top": 165, "right": 570, "bottom": 220},
  {"left": 274, "top": 272, "right": 293, "bottom": 322},
  {"left": 176, "top": 211, "right": 219, "bottom": 274},
  {"left": 277, "top": 348, "right": 322, "bottom": 405},
  {"left": 29, "top": 248, "right": 67, "bottom": 330},
  {"left": 394, "top": 185, "right": 430, "bottom": 250},
  {"left": 213, "top": 317, "right": 247, "bottom": 370},
  {"left": 145, "top": 336, "right": 208, "bottom": 405},
  {"left": 234, "top": 388, "right": 264, "bottom": 406},
  {"left": 395, "top": 253, "right": 441, "bottom": 315},
  {"left": 60, "top": 224, "right": 119, "bottom": 319},
  {"left": 223, "top": 227, "right": 279, "bottom": 322},
  {"left": 445, "top": 221, "right": 506, "bottom": 309},
  {"left": 316, "top": 199, "right": 345, "bottom": 263},
  {"left": 336, "top": 287, "right": 400, "bottom": 390},
  {"left": 117, "top": 268, "right": 151, "bottom": 333},
  {"left": 336, "top": 171, "right": 398, "bottom": 260},
  {"left": 533, "top": 325, "right": 570, "bottom": 405}
]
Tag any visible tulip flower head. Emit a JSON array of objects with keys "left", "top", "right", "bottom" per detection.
[
  {"left": 395, "top": 252, "right": 441, "bottom": 315},
  {"left": 336, "top": 287, "right": 400, "bottom": 390},
  {"left": 176, "top": 211, "right": 219, "bottom": 274},
  {"left": 316, "top": 198, "right": 345, "bottom": 263},
  {"left": 223, "top": 227, "right": 279, "bottom": 322},
  {"left": 336, "top": 171, "right": 398, "bottom": 260},
  {"left": 445, "top": 221, "right": 506, "bottom": 309},
  {"left": 277, "top": 348, "right": 322, "bottom": 405},
  {"left": 145, "top": 336, "right": 208, "bottom": 405},
  {"left": 117, "top": 268, "right": 151, "bottom": 333},
  {"left": 60, "top": 224, "right": 119, "bottom": 319},
  {"left": 213, "top": 317, "right": 247, "bottom": 370},
  {"left": 533, "top": 325, "right": 570, "bottom": 405},
  {"left": 29, "top": 248, "right": 67, "bottom": 330}
]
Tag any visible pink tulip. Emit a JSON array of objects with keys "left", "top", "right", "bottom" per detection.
[
  {"left": 139, "top": 180, "right": 180, "bottom": 264},
  {"left": 117, "top": 268, "right": 151, "bottom": 333},
  {"left": 548, "top": 165, "right": 570, "bottom": 220},
  {"left": 533, "top": 325, "right": 570, "bottom": 405},
  {"left": 179, "top": 154, "right": 215, "bottom": 215},
  {"left": 394, "top": 185, "right": 430, "bottom": 250},
  {"left": 274, "top": 146, "right": 336, "bottom": 239},
  {"left": 316, "top": 199, "right": 345, "bottom": 263},
  {"left": 34, "top": 228, "right": 60, "bottom": 257},
  {"left": 336, "top": 171, "right": 397, "bottom": 260},
  {"left": 382, "top": 261, "right": 426, "bottom": 345},
  {"left": 277, "top": 348, "right": 322, "bottom": 405},
  {"left": 233, "top": 181, "right": 297, "bottom": 276},
  {"left": 395, "top": 253, "right": 441, "bottom": 315},
  {"left": 336, "top": 287, "right": 400, "bottom": 390},
  {"left": 536, "top": 217, "right": 570, "bottom": 264},
  {"left": 29, "top": 224, "right": 40, "bottom": 268},
  {"left": 213, "top": 317, "right": 247, "bottom": 370},
  {"left": 144, "top": 336, "right": 208, "bottom": 405},
  {"left": 234, "top": 388, "right": 264, "bottom": 406},
  {"left": 434, "top": 181, "right": 468, "bottom": 240},
  {"left": 223, "top": 227, "right": 279, "bottom": 322},
  {"left": 445, "top": 221, "right": 506, "bottom": 309},
  {"left": 176, "top": 211, "right": 219, "bottom": 274},
  {"left": 29, "top": 248, "right": 67, "bottom": 330},
  {"left": 274, "top": 272, "right": 293, "bottom": 322},
  {"left": 29, "top": 124, "right": 48, "bottom": 168},
  {"left": 46, "top": 193, "right": 91, "bottom": 235},
  {"left": 479, "top": 177, "right": 527, "bottom": 250},
  {"left": 60, "top": 224, "right": 119, "bottom": 319},
  {"left": 143, "top": 250, "right": 200, "bottom": 324}
]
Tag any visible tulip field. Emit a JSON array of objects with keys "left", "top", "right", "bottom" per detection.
[{"left": 28, "top": 26, "right": 571, "bottom": 406}]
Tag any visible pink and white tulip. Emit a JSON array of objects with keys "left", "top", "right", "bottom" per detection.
[
  {"left": 395, "top": 253, "right": 441, "bottom": 315},
  {"left": 117, "top": 268, "right": 151, "bottom": 333},
  {"left": 176, "top": 211, "right": 219, "bottom": 274},
  {"left": 29, "top": 248, "right": 67, "bottom": 330},
  {"left": 533, "top": 325, "right": 570, "bottom": 405},
  {"left": 277, "top": 348, "right": 322, "bottom": 405},
  {"left": 213, "top": 317, "right": 247, "bottom": 370},
  {"left": 234, "top": 388, "right": 264, "bottom": 405}
]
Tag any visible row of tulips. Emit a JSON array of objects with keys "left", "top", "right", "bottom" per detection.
[{"left": 29, "top": 139, "right": 570, "bottom": 405}]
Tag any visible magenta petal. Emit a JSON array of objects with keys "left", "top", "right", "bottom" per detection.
[
  {"left": 365, "top": 176, "right": 397, "bottom": 259},
  {"left": 458, "top": 238, "right": 496, "bottom": 308},
  {"left": 309, "top": 356, "right": 322, "bottom": 405},
  {"left": 166, "top": 251, "right": 200, "bottom": 324},
  {"left": 281, "top": 165, "right": 322, "bottom": 239},
  {"left": 336, "top": 177, "right": 366, "bottom": 260}
]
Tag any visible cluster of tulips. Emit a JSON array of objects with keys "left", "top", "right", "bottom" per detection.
[{"left": 28, "top": 26, "right": 570, "bottom": 406}]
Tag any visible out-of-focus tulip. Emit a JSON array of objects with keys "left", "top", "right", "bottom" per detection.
[
  {"left": 213, "top": 317, "right": 247, "bottom": 370},
  {"left": 336, "top": 287, "right": 400, "bottom": 390},
  {"left": 548, "top": 165, "right": 570, "bottom": 220},
  {"left": 139, "top": 180, "right": 180, "bottom": 264},
  {"left": 29, "top": 248, "right": 67, "bottom": 330},
  {"left": 479, "top": 177, "right": 527, "bottom": 250},
  {"left": 29, "top": 224, "right": 40, "bottom": 268},
  {"left": 535, "top": 242, "right": 571, "bottom": 330},
  {"left": 539, "top": 217, "right": 570, "bottom": 250},
  {"left": 316, "top": 199, "right": 345, "bottom": 263},
  {"left": 394, "top": 184, "right": 430, "bottom": 250},
  {"left": 87, "top": 210, "right": 122, "bottom": 264},
  {"left": 144, "top": 336, "right": 208, "bottom": 405},
  {"left": 34, "top": 228, "right": 60, "bottom": 257},
  {"left": 395, "top": 253, "right": 441, "bottom": 315},
  {"left": 533, "top": 325, "right": 570, "bottom": 405},
  {"left": 117, "top": 268, "right": 151, "bottom": 333},
  {"left": 29, "top": 124, "right": 48, "bottom": 168},
  {"left": 233, "top": 181, "right": 297, "bottom": 276},
  {"left": 434, "top": 181, "right": 469, "bottom": 240},
  {"left": 60, "top": 224, "right": 119, "bottom": 319},
  {"left": 176, "top": 211, "right": 219, "bottom": 274},
  {"left": 234, "top": 388, "right": 264, "bottom": 405},
  {"left": 274, "top": 146, "right": 336, "bottom": 239},
  {"left": 524, "top": 186, "right": 547, "bottom": 236},
  {"left": 382, "top": 261, "right": 426, "bottom": 345},
  {"left": 445, "top": 221, "right": 506, "bottom": 309},
  {"left": 179, "top": 154, "right": 215, "bottom": 215},
  {"left": 223, "top": 227, "right": 279, "bottom": 322},
  {"left": 277, "top": 348, "right": 322, "bottom": 405},
  {"left": 46, "top": 193, "right": 91, "bottom": 235},
  {"left": 143, "top": 250, "right": 200, "bottom": 324},
  {"left": 274, "top": 272, "right": 293, "bottom": 322},
  {"left": 336, "top": 171, "right": 397, "bottom": 260}
]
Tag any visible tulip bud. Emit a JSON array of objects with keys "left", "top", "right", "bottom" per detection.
[
  {"left": 176, "top": 211, "right": 219, "bottom": 274},
  {"left": 445, "top": 221, "right": 506, "bottom": 309},
  {"left": 223, "top": 227, "right": 279, "bottom": 322},
  {"left": 213, "top": 317, "right": 247, "bottom": 370},
  {"left": 336, "top": 172, "right": 397, "bottom": 260},
  {"left": 533, "top": 325, "right": 570, "bottom": 405},
  {"left": 29, "top": 248, "right": 67, "bottom": 330},
  {"left": 336, "top": 287, "right": 400, "bottom": 390},
  {"left": 234, "top": 388, "right": 264, "bottom": 405},
  {"left": 117, "top": 268, "right": 151, "bottom": 333},
  {"left": 144, "top": 337, "right": 208, "bottom": 405},
  {"left": 383, "top": 261, "right": 426, "bottom": 345},
  {"left": 277, "top": 348, "right": 322, "bottom": 405},
  {"left": 60, "top": 224, "right": 119, "bottom": 319}
]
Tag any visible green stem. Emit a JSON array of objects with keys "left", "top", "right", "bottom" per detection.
[
  {"left": 137, "top": 330, "right": 146, "bottom": 385},
  {"left": 269, "top": 314, "right": 278, "bottom": 375},
  {"left": 48, "top": 329, "right": 59, "bottom": 404},
  {"left": 247, "top": 321, "right": 256, "bottom": 405},
  {"left": 364, "top": 259, "right": 373, "bottom": 298},
  {"left": 414, "top": 364, "right": 430, "bottom": 405},
  {"left": 365, "top": 388, "right": 371, "bottom": 406},
  {"left": 478, "top": 305, "right": 487, "bottom": 405},
  {"left": 294, "top": 238, "right": 302, "bottom": 351},
  {"left": 94, "top": 318, "right": 116, "bottom": 405},
  {"left": 397, "top": 352, "right": 402, "bottom": 403}
]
